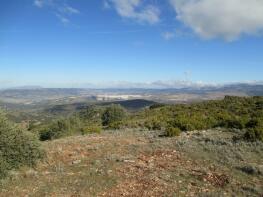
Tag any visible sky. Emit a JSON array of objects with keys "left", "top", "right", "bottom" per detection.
[{"left": 1, "top": 0, "right": 263, "bottom": 88}]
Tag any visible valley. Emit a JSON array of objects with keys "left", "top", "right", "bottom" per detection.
[{"left": 0, "top": 85, "right": 263, "bottom": 196}]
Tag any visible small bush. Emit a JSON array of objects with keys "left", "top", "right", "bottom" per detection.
[
  {"left": 108, "top": 121, "right": 122, "bottom": 130},
  {"left": 144, "top": 117, "right": 165, "bottom": 131},
  {"left": 39, "top": 128, "right": 54, "bottom": 141},
  {"left": 80, "top": 106, "right": 103, "bottom": 125},
  {"left": 39, "top": 117, "right": 82, "bottom": 141},
  {"left": 81, "top": 125, "right": 101, "bottom": 135},
  {"left": 237, "top": 165, "right": 263, "bottom": 175},
  {"left": 102, "top": 105, "right": 126, "bottom": 126},
  {"left": 152, "top": 119, "right": 162, "bottom": 130},
  {"left": 225, "top": 119, "right": 245, "bottom": 129},
  {"left": 244, "top": 127, "right": 263, "bottom": 142},
  {"left": 39, "top": 123, "right": 66, "bottom": 141},
  {"left": 0, "top": 111, "right": 44, "bottom": 178},
  {"left": 245, "top": 119, "right": 259, "bottom": 128},
  {"left": 244, "top": 117, "right": 263, "bottom": 141},
  {"left": 165, "top": 126, "right": 181, "bottom": 137},
  {"left": 144, "top": 120, "right": 153, "bottom": 130},
  {"left": 149, "top": 103, "right": 166, "bottom": 109},
  {"left": 0, "top": 157, "right": 9, "bottom": 179}
]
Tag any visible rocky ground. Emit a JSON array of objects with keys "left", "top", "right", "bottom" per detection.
[{"left": 0, "top": 129, "right": 262, "bottom": 196}]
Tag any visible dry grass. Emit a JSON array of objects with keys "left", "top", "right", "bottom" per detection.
[{"left": 0, "top": 129, "right": 262, "bottom": 196}]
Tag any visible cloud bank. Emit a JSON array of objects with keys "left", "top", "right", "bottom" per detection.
[{"left": 169, "top": 0, "right": 263, "bottom": 41}]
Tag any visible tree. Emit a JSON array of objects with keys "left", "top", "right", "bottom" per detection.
[{"left": 102, "top": 105, "right": 126, "bottom": 126}]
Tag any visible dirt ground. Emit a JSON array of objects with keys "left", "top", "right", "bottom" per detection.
[{"left": 0, "top": 129, "right": 262, "bottom": 196}]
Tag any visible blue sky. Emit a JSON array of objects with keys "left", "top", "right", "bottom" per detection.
[{"left": 1, "top": 0, "right": 263, "bottom": 88}]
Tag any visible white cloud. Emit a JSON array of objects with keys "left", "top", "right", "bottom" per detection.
[
  {"left": 34, "top": 0, "right": 44, "bottom": 7},
  {"left": 33, "top": 0, "right": 79, "bottom": 24},
  {"left": 56, "top": 14, "right": 70, "bottom": 25},
  {"left": 162, "top": 28, "right": 192, "bottom": 40},
  {"left": 106, "top": 0, "right": 160, "bottom": 24},
  {"left": 60, "top": 5, "right": 80, "bottom": 15},
  {"left": 34, "top": 0, "right": 54, "bottom": 8},
  {"left": 170, "top": 0, "right": 263, "bottom": 41},
  {"left": 103, "top": 0, "right": 111, "bottom": 9},
  {"left": 85, "top": 80, "right": 219, "bottom": 89},
  {"left": 162, "top": 31, "right": 175, "bottom": 40}
]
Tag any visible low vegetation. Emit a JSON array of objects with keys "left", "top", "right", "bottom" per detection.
[
  {"left": 36, "top": 104, "right": 126, "bottom": 141},
  {"left": 0, "top": 110, "right": 44, "bottom": 178},
  {"left": 102, "top": 105, "right": 127, "bottom": 127},
  {"left": 29, "top": 96, "right": 263, "bottom": 142},
  {"left": 165, "top": 126, "right": 181, "bottom": 137},
  {"left": 118, "top": 96, "right": 263, "bottom": 142}
]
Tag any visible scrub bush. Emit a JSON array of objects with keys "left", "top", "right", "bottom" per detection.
[{"left": 0, "top": 111, "right": 44, "bottom": 178}]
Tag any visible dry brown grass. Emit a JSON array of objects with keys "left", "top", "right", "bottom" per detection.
[{"left": 0, "top": 129, "right": 262, "bottom": 196}]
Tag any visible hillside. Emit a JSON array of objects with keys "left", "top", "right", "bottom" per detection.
[
  {"left": 1, "top": 96, "right": 263, "bottom": 196},
  {"left": 0, "top": 129, "right": 262, "bottom": 196},
  {"left": 45, "top": 99, "right": 157, "bottom": 115}
]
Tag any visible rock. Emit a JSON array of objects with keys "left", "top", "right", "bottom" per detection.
[
  {"left": 123, "top": 160, "right": 135, "bottom": 163},
  {"left": 238, "top": 164, "right": 263, "bottom": 175},
  {"left": 72, "top": 160, "right": 81, "bottom": 165},
  {"left": 25, "top": 169, "right": 38, "bottom": 177},
  {"left": 107, "top": 170, "right": 113, "bottom": 174}
]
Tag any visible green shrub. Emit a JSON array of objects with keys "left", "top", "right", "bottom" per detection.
[
  {"left": 225, "top": 119, "right": 245, "bottom": 129},
  {"left": 131, "top": 96, "right": 263, "bottom": 140},
  {"left": 149, "top": 103, "right": 166, "bottom": 109},
  {"left": 144, "top": 120, "right": 152, "bottom": 130},
  {"left": 39, "top": 122, "right": 67, "bottom": 141},
  {"left": 102, "top": 105, "right": 126, "bottom": 126},
  {"left": 243, "top": 116, "right": 263, "bottom": 141},
  {"left": 169, "top": 117, "right": 196, "bottom": 131},
  {"left": 143, "top": 117, "right": 166, "bottom": 131},
  {"left": 165, "top": 126, "right": 181, "bottom": 137},
  {"left": 244, "top": 127, "right": 263, "bottom": 142},
  {"left": 80, "top": 106, "right": 103, "bottom": 125},
  {"left": 39, "top": 116, "right": 83, "bottom": 141},
  {"left": 246, "top": 117, "right": 263, "bottom": 128},
  {"left": 39, "top": 128, "right": 57, "bottom": 141},
  {"left": 152, "top": 119, "right": 163, "bottom": 130},
  {"left": 108, "top": 121, "right": 123, "bottom": 130},
  {"left": 0, "top": 157, "right": 9, "bottom": 179},
  {"left": 37, "top": 96, "right": 263, "bottom": 142},
  {"left": 81, "top": 125, "right": 101, "bottom": 135},
  {"left": 0, "top": 111, "right": 44, "bottom": 178}
]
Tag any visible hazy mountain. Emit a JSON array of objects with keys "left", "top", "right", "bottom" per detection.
[{"left": 0, "top": 83, "right": 262, "bottom": 105}]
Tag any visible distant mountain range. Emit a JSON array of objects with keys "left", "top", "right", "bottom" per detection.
[{"left": 0, "top": 83, "right": 262, "bottom": 104}]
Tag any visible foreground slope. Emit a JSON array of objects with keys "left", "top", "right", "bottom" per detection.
[{"left": 1, "top": 129, "right": 262, "bottom": 197}]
